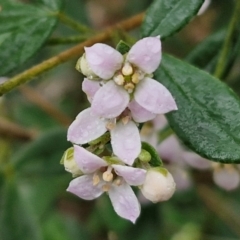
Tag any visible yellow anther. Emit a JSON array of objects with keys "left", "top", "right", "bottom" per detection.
[
  {"left": 103, "top": 171, "right": 113, "bottom": 182},
  {"left": 121, "top": 116, "right": 130, "bottom": 125},
  {"left": 122, "top": 63, "right": 133, "bottom": 76},
  {"left": 114, "top": 74, "right": 125, "bottom": 85},
  {"left": 114, "top": 178, "right": 122, "bottom": 186},
  {"left": 102, "top": 184, "right": 111, "bottom": 192},
  {"left": 132, "top": 72, "right": 139, "bottom": 84},
  {"left": 106, "top": 121, "right": 116, "bottom": 130},
  {"left": 124, "top": 83, "right": 135, "bottom": 90},
  {"left": 92, "top": 173, "right": 100, "bottom": 186}
]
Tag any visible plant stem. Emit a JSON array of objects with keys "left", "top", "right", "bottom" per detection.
[
  {"left": 47, "top": 35, "right": 89, "bottom": 45},
  {"left": 214, "top": 1, "right": 240, "bottom": 79},
  {"left": 57, "top": 12, "right": 91, "bottom": 33},
  {"left": 0, "top": 12, "right": 144, "bottom": 96},
  {"left": 0, "top": 117, "right": 37, "bottom": 140}
]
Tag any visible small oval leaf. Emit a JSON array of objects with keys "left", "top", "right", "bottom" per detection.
[
  {"left": 141, "top": 0, "right": 204, "bottom": 39},
  {"left": 155, "top": 54, "right": 240, "bottom": 163}
]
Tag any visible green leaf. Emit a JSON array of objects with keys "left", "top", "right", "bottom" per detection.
[
  {"left": 0, "top": 180, "right": 44, "bottom": 240},
  {"left": 141, "top": 142, "right": 163, "bottom": 167},
  {"left": 186, "top": 29, "right": 226, "bottom": 71},
  {"left": 12, "top": 128, "right": 71, "bottom": 175},
  {"left": 0, "top": 0, "right": 62, "bottom": 75},
  {"left": 155, "top": 54, "right": 240, "bottom": 163},
  {"left": 141, "top": 0, "right": 204, "bottom": 39},
  {"left": 116, "top": 40, "right": 131, "bottom": 55}
]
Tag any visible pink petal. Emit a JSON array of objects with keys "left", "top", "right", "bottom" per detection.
[
  {"left": 213, "top": 168, "right": 240, "bottom": 191},
  {"left": 67, "top": 108, "right": 107, "bottom": 144},
  {"left": 82, "top": 78, "right": 101, "bottom": 102},
  {"left": 109, "top": 182, "right": 140, "bottom": 223},
  {"left": 112, "top": 165, "right": 146, "bottom": 186},
  {"left": 67, "top": 175, "right": 103, "bottom": 200},
  {"left": 126, "top": 37, "right": 161, "bottom": 74},
  {"left": 134, "top": 78, "right": 178, "bottom": 114},
  {"left": 111, "top": 121, "right": 141, "bottom": 165},
  {"left": 183, "top": 151, "right": 211, "bottom": 170},
  {"left": 91, "top": 81, "right": 129, "bottom": 118},
  {"left": 128, "top": 100, "right": 156, "bottom": 123},
  {"left": 153, "top": 114, "right": 168, "bottom": 130},
  {"left": 74, "top": 145, "right": 107, "bottom": 174},
  {"left": 85, "top": 44, "right": 123, "bottom": 79},
  {"left": 157, "top": 135, "right": 184, "bottom": 164}
]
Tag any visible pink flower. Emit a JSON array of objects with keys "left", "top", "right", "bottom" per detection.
[
  {"left": 78, "top": 37, "right": 177, "bottom": 120},
  {"left": 67, "top": 108, "right": 141, "bottom": 165},
  {"left": 67, "top": 145, "right": 146, "bottom": 223}
]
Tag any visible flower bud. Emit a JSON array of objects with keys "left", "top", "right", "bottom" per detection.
[
  {"left": 138, "top": 149, "right": 151, "bottom": 162},
  {"left": 213, "top": 166, "right": 240, "bottom": 191},
  {"left": 62, "top": 147, "right": 82, "bottom": 176},
  {"left": 75, "top": 54, "right": 97, "bottom": 79},
  {"left": 141, "top": 168, "right": 176, "bottom": 202}
]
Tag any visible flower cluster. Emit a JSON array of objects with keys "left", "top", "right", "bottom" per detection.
[{"left": 62, "top": 37, "right": 178, "bottom": 223}]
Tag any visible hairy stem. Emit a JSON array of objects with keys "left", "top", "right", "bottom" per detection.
[
  {"left": 214, "top": 1, "right": 240, "bottom": 79},
  {"left": 0, "top": 12, "right": 144, "bottom": 96}
]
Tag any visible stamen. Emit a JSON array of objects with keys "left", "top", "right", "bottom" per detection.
[
  {"left": 114, "top": 74, "right": 125, "bottom": 85},
  {"left": 92, "top": 173, "right": 100, "bottom": 186},
  {"left": 124, "top": 83, "right": 135, "bottom": 92},
  {"left": 121, "top": 116, "right": 130, "bottom": 125},
  {"left": 103, "top": 166, "right": 113, "bottom": 182},
  {"left": 122, "top": 63, "right": 133, "bottom": 76},
  {"left": 106, "top": 119, "right": 116, "bottom": 130},
  {"left": 114, "top": 178, "right": 122, "bottom": 186},
  {"left": 102, "top": 184, "right": 111, "bottom": 192},
  {"left": 132, "top": 72, "right": 139, "bottom": 84}
]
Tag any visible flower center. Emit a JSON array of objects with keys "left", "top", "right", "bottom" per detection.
[{"left": 113, "top": 62, "right": 144, "bottom": 93}]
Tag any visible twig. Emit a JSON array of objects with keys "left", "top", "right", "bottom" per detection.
[
  {"left": 0, "top": 12, "right": 144, "bottom": 96},
  {"left": 19, "top": 85, "right": 72, "bottom": 126},
  {"left": 0, "top": 117, "right": 37, "bottom": 140}
]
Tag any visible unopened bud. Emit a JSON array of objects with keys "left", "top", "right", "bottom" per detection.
[
  {"left": 138, "top": 149, "right": 151, "bottom": 162},
  {"left": 213, "top": 166, "right": 240, "bottom": 191},
  {"left": 141, "top": 168, "right": 176, "bottom": 202},
  {"left": 76, "top": 54, "right": 97, "bottom": 78},
  {"left": 62, "top": 147, "right": 82, "bottom": 176}
]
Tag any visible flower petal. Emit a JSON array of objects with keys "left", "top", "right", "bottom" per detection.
[
  {"left": 74, "top": 145, "right": 107, "bottom": 174},
  {"left": 85, "top": 44, "right": 123, "bottom": 79},
  {"left": 128, "top": 99, "right": 156, "bottom": 123},
  {"left": 67, "top": 108, "right": 107, "bottom": 144},
  {"left": 135, "top": 78, "right": 178, "bottom": 114},
  {"left": 82, "top": 78, "right": 101, "bottom": 102},
  {"left": 112, "top": 164, "right": 146, "bottom": 186},
  {"left": 126, "top": 37, "right": 161, "bottom": 74},
  {"left": 67, "top": 175, "right": 103, "bottom": 200},
  {"left": 183, "top": 151, "right": 211, "bottom": 170},
  {"left": 92, "top": 81, "right": 129, "bottom": 118},
  {"left": 109, "top": 182, "right": 140, "bottom": 223},
  {"left": 111, "top": 121, "right": 141, "bottom": 165},
  {"left": 213, "top": 168, "right": 240, "bottom": 191}
]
